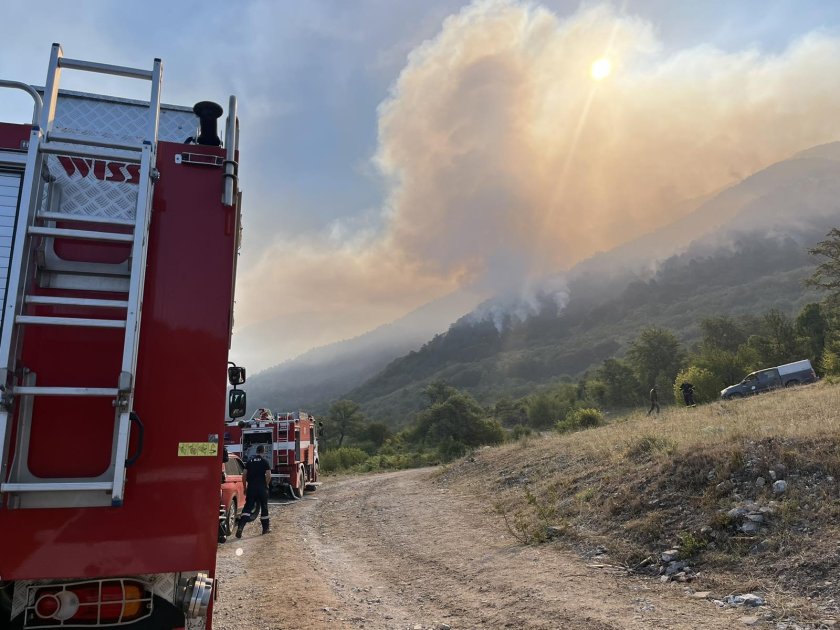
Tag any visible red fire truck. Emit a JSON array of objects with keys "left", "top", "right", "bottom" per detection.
[
  {"left": 223, "top": 409, "right": 320, "bottom": 499},
  {"left": 0, "top": 44, "right": 244, "bottom": 629}
]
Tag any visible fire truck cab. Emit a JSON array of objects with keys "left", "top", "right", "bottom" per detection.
[{"left": 224, "top": 408, "right": 320, "bottom": 499}]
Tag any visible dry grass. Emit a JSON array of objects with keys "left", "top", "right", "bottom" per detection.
[{"left": 444, "top": 381, "right": 840, "bottom": 619}]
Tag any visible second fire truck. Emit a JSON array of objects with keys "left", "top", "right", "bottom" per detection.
[{"left": 224, "top": 408, "right": 320, "bottom": 499}]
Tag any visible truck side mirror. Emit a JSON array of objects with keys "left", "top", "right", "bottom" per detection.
[
  {"left": 228, "top": 388, "right": 246, "bottom": 419},
  {"left": 227, "top": 366, "right": 246, "bottom": 386}
]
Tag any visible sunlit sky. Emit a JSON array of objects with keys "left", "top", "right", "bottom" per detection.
[{"left": 3, "top": 1, "right": 840, "bottom": 372}]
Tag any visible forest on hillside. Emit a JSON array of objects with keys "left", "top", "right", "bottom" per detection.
[
  {"left": 344, "top": 232, "right": 822, "bottom": 425},
  {"left": 318, "top": 229, "right": 840, "bottom": 474}
]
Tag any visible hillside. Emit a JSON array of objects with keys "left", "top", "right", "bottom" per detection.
[
  {"left": 242, "top": 143, "right": 840, "bottom": 424},
  {"left": 349, "top": 235, "right": 823, "bottom": 425},
  {"left": 344, "top": 145, "right": 840, "bottom": 425},
  {"left": 443, "top": 381, "right": 840, "bottom": 623},
  {"left": 242, "top": 288, "right": 485, "bottom": 413}
]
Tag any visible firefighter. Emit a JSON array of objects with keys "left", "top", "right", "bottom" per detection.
[
  {"left": 680, "top": 381, "right": 696, "bottom": 407},
  {"left": 647, "top": 385, "right": 660, "bottom": 416},
  {"left": 235, "top": 444, "right": 272, "bottom": 537}
]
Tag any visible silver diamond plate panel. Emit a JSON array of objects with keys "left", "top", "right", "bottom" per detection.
[
  {"left": 34, "top": 91, "right": 199, "bottom": 220},
  {"left": 53, "top": 92, "right": 197, "bottom": 144},
  {"left": 45, "top": 152, "right": 138, "bottom": 220}
]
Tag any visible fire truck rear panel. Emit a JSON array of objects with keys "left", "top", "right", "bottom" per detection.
[{"left": 0, "top": 91, "right": 238, "bottom": 582}]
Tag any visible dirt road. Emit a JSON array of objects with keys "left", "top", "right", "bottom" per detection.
[{"left": 213, "top": 468, "right": 745, "bottom": 630}]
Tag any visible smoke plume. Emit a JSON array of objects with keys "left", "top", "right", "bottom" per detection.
[{"left": 235, "top": 0, "right": 840, "bottom": 366}]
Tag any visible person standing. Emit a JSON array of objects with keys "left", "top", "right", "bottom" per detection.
[
  {"left": 235, "top": 444, "right": 272, "bottom": 537},
  {"left": 680, "top": 382, "right": 696, "bottom": 407},
  {"left": 647, "top": 385, "right": 660, "bottom": 416}
]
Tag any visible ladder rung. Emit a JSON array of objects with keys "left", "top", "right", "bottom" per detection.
[
  {"left": 58, "top": 57, "right": 153, "bottom": 81},
  {"left": 38, "top": 211, "right": 137, "bottom": 227},
  {"left": 1, "top": 482, "right": 113, "bottom": 493},
  {"left": 46, "top": 131, "right": 143, "bottom": 153},
  {"left": 38, "top": 272, "right": 130, "bottom": 293},
  {"left": 14, "top": 387, "right": 119, "bottom": 397},
  {"left": 25, "top": 296, "right": 129, "bottom": 309},
  {"left": 29, "top": 226, "right": 134, "bottom": 243},
  {"left": 16, "top": 315, "right": 126, "bottom": 329},
  {"left": 39, "top": 143, "right": 142, "bottom": 164}
]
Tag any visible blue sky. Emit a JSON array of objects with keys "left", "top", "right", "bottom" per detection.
[{"left": 3, "top": 1, "right": 840, "bottom": 371}]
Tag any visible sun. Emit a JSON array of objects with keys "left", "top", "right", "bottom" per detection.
[{"left": 590, "top": 58, "right": 612, "bottom": 81}]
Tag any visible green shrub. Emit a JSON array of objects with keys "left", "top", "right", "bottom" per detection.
[
  {"left": 677, "top": 531, "right": 707, "bottom": 558},
  {"left": 319, "top": 447, "right": 369, "bottom": 473},
  {"left": 555, "top": 408, "right": 604, "bottom": 434},
  {"left": 437, "top": 437, "right": 468, "bottom": 461},
  {"left": 511, "top": 425, "right": 533, "bottom": 440}
]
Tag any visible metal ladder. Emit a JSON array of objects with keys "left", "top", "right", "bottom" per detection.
[{"left": 0, "top": 43, "right": 161, "bottom": 508}]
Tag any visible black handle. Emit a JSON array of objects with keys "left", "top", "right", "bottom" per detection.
[{"left": 125, "top": 412, "right": 145, "bottom": 468}]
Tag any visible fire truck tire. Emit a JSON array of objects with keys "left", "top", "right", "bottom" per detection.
[
  {"left": 223, "top": 499, "right": 237, "bottom": 536},
  {"left": 291, "top": 467, "right": 305, "bottom": 499}
]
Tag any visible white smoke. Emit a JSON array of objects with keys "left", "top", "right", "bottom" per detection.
[{"left": 235, "top": 0, "right": 840, "bottom": 362}]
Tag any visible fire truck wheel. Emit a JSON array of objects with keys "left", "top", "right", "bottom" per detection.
[
  {"left": 291, "top": 467, "right": 305, "bottom": 499},
  {"left": 223, "top": 499, "right": 237, "bottom": 536}
]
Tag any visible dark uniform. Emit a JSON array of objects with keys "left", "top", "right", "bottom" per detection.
[
  {"left": 680, "top": 382, "right": 696, "bottom": 407},
  {"left": 236, "top": 452, "right": 271, "bottom": 537}
]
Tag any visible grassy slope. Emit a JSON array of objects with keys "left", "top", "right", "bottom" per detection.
[{"left": 443, "top": 382, "right": 840, "bottom": 620}]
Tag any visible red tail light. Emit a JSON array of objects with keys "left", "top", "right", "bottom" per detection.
[{"left": 27, "top": 579, "right": 152, "bottom": 627}]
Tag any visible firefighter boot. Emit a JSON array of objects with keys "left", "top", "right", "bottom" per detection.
[
  {"left": 235, "top": 523, "right": 244, "bottom": 538},
  {"left": 261, "top": 518, "right": 270, "bottom": 535}
]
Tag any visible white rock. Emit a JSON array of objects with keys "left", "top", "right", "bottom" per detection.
[{"left": 773, "top": 480, "right": 787, "bottom": 494}]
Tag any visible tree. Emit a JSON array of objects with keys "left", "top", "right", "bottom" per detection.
[
  {"left": 423, "top": 380, "right": 459, "bottom": 405},
  {"left": 699, "top": 316, "right": 751, "bottom": 353},
  {"left": 327, "top": 399, "right": 365, "bottom": 448},
  {"left": 595, "top": 359, "right": 642, "bottom": 407},
  {"left": 626, "top": 327, "right": 684, "bottom": 393},
  {"left": 747, "top": 309, "right": 802, "bottom": 366},
  {"left": 493, "top": 396, "right": 528, "bottom": 427},
  {"left": 795, "top": 303, "right": 827, "bottom": 369},
  {"left": 693, "top": 345, "right": 750, "bottom": 387},
  {"left": 412, "top": 386, "right": 504, "bottom": 453},
  {"left": 807, "top": 228, "right": 840, "bottom": 303},
  {"left": 526, "top": 393, "right": 563, "bottom": 430},
  {"left": 358, "top": 422, "right": 391, "bottom": 449}
]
